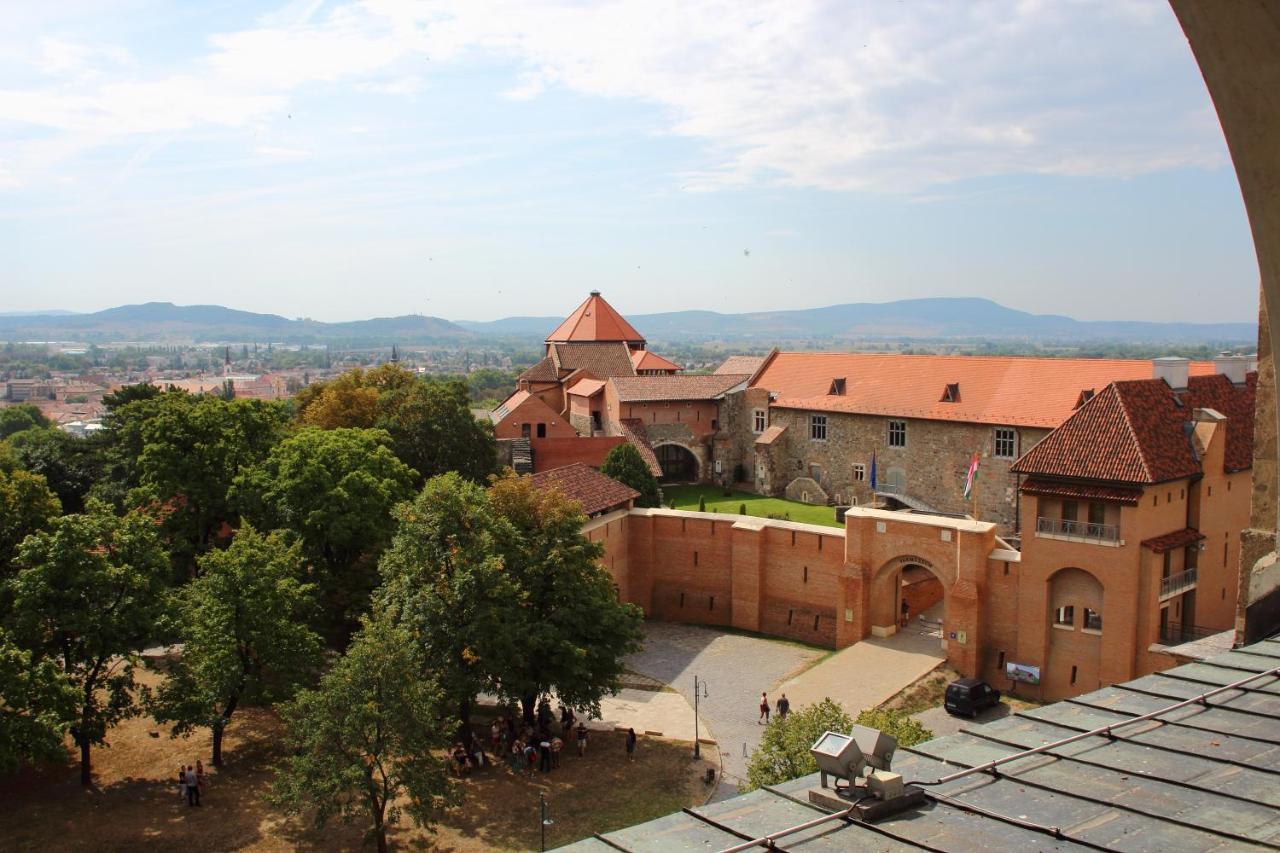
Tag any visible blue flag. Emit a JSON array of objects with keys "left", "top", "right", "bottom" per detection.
[{"left": 870, "top": 451, "right": 877, "bottom": 491}]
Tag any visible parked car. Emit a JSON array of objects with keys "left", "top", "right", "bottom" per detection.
[{"left": 944, "top": 678, "right": 1001, "bottom": 717}]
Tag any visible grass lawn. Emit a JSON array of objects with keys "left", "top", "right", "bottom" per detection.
[
  {"left": 662, "top": 485, "right": 842, "bottom": 528},
  {"left": 0, "top": 668, "right": 713, "bottom": 852}
]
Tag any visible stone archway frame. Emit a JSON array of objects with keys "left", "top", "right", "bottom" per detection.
[
  {"left": 868, "top": 554, "right": 950, "bottom": 641},
  {"left": 652, "top": 440, "right": 703, "bottom": 482}
]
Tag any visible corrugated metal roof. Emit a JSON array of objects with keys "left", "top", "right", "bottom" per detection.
[{"left": 559, "top": 637, "right": 1280, "bottom": 851}]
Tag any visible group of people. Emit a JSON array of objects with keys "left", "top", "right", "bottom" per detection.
[
  {"left": 758, "top": 692, "right": 791, "bottom": 724},
  {"left": 475, "top": 703, "right": 638, "bottom": 777},
  {"left": 176, "top": 761, "right": 205, "bottom": 806}
]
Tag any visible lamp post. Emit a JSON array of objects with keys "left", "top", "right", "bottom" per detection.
[
  {"left": 693, "top": 675, "right": 708, "bottom": 759},
  {"left": 540, "top": 792, "right": 553, "bottom": 851}
]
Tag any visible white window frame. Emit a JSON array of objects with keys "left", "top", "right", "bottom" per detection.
[
  {"left": 810, "top": 414, "right": 827, "bottom": 441},
  {"left": 993, "top": 427, "right": 1016, "bottom": 460},
  {"left": 887, "top": 419, "right": 907, "bottom": 448},
  {"left": 852, "top": 463, "right": 866, "bottom": 482},
  {"left": 752, "top": 408, "right": 767, "bottom": 434}
]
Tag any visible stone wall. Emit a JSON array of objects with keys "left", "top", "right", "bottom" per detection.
[{"left": 757, "top": 406, "right": 1049, "bottom": 533}]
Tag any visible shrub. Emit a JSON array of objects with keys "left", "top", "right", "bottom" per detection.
[
  {"left": 739, "top": 503, "right": 747, "bottom": 515},
  {"left": 698, "top": 495, "right": 706, "bottom": 512},
  {"left": 854, "top": 708, "right": 933, "bottom": 748},
  {"left": 745, "top": 698, "right": 852, "bottom": 791}
]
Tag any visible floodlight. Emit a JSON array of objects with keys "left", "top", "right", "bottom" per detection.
[{"left": 810, "top": 725, "right": 898, "bottom": 791}]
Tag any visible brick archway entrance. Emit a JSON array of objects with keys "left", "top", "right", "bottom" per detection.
[
  {"left": 869, "top": 556, "right": 947, "bottom": 650},
  {"left": 655, "top": 442, "right": 699, "bottom": 482}
]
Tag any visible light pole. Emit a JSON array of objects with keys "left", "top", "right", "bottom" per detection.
[
  {"left": 540, "top": 792, "right": 553, "bottom": 852},
  {"left": 693, "top": 675, "right": 708, "bottom": 759}
]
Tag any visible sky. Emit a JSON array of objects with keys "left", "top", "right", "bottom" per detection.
[{"left": 0, "top": 0, "right": 1261, "bottom": 324}]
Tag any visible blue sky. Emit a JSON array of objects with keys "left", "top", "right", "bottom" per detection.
[{"left": 0, "top": 0, "right": 1260, "bottom": 324}]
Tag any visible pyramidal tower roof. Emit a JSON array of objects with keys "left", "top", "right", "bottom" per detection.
[{"left": 545, "top": 291, "right": 646, "bottom": 345}]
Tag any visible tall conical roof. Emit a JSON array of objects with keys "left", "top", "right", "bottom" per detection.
[{"left": 545, "top": 291, "right": 645, "bottom": 345}]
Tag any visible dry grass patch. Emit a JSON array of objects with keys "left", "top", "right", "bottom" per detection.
[{"left": 0, "top": 668, "right": 713, "bottom": 851}]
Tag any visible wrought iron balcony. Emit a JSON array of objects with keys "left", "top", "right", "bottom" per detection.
[
  {"left": 1157, "top": 621, "right": 1219, "bottom": 646},
  {"left": 1159, "top": 567, "right": 1198, "bottom": 601},
  {"left": 1035, "top": 516, "right": 1119, "bottom": 544}
]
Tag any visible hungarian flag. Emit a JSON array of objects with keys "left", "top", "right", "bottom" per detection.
[{"left": 963, "top": 452, "right": 979, "bottom": 501}]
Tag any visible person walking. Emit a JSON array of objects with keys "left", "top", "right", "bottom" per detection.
[
  {"left": 195, "top": 759, "right": 205, "bottom": 795},
  {"left": 177, "top": 766, "right": 187, "bottom": 802},
  {"left": 625, "top": 728, "right": 637, "bottom": 762},
  {"left": 759, "top": 692, "right": 770, "bottom": 725},
  {"left": 523, "top": 742, "right": 538, "bottom": 777},
  {"left": 510, "top": 738, "right": 523, "bottom": 771},
  {"left": 576, "top": 721, "right": 588, "bottom": 757},
  {"left": 901, "top": 600, "right": 910, "bottom": 629},
  {"left": 777, "top": 694, "right": 790, "bottom": 720},
  {"left": 184, "top": 765, "right": 200, "bottom": 806},
  {"left": 550, "top": 736, "right": 563, "bottom": 769}
]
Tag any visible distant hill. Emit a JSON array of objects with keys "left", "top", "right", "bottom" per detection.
[
  {"left": 0, "top": 302, "right": 472, "bottom": 345},
  {"left": 457, "top": 297, "right": 1256, "bottom": 344}
]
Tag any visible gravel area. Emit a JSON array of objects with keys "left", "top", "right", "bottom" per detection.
[{"left": 625, "top": 622, "right": 825, "bottom": 792}]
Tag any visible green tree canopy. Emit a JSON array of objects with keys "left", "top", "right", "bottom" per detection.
[
  {"left": 487, "top": 471, "right": 643, "bottom": 724},
  {"left": 601, "top": 443, "right": 660, "bottom": 508},
  {"left": 0, "top": 626, "right": 77, "bottom": 774},
  {"left": 745, "top": 698, "right": 853, "bottom": 791},
  {"left": 7, "top": 503, "right": 168, "bottom": 785},
  {"left": 7, "top": 427, "right": 106, "bottom": 514},
  {"left": 0, "top": 404, "right": 50, "bottom": 439},
  {"left": 376, "top": 473, "right": 522, "bottom": 741},
  {"left": 149, "top": 527, "right": 322, "bottom": 766},
  {"left": 268, "top": 613, "right": 456, "bottom": 853},
  {"left": 126, "top": 394, "right": 289, "bottom": 572},
  {"left": 853, "top": 708, "right": 933, "bottom": 749},
  {"left": 231, "top": 427, "right": 417, "bottom": 636},
  {"left": 0, "top": 467, "right": 61, "bottom": 581},
  {"left": 377, "top": 379, "right": 495, "bottom": 485}
]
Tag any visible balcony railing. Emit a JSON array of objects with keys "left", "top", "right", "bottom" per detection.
[
  {"left": 1157, "top": 621, "right": 1220, "bottom": 646},
  {"left": 1160, "top": 567, "right": 1198, "bottom": 600},
  {"left": 1035, "top": 516, "right": 1119, "bottom": 544}
]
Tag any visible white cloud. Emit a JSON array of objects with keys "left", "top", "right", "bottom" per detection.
[{"left": 0, "top": 0, "right": 1227, "bottom": 193}]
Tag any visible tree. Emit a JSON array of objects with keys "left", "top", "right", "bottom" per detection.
[
  {"left": 487, "top": 471, "right": 643, "bottom": 725},
  {"left": 128, "top": 394, "right": 289, "bottom": 572},
  {"left": 854, "top": 708, "right": 932, "bottom": 748},
  {"left": 8, "top": 427, "right": 106, "bottom": 514},
  {"left": 0, "top": 404, "right": 49, "bottom": 439},
  {"left": 0, "top": 626, "right": 77, "bottom": 773},
  {"left": 7, "top": 504, "right": 168, "bottom": 785},
  {"left": 268, "top": 614, "right": 456, "bottom": 853},
  {"left": 0, "top": 467, "right": 60, "bottom": 580},
  {"left": 101, "top": 382, "right": 162, "bottom": 412},
  {"left": 295, "top": 370, "right": 380, "bottom": 429},
  {"left": 600, "top": 443, "right": 661, "bottom": 508},
  {"left": 376, "top": 473, "right": 522, "bottom": 743},
  {"left": 745, "top": 698, "right": 853, "bottom": 791},
  {"left": 149, "top": 527, "right": 322, "bottom": 766},
  {"left": 379, "top": 379, "right": 495, "bottom": 485},
  {"left": 231, "top": 427, "right": 417, "bottom": 638}
]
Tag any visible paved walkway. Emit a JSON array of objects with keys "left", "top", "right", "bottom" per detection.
[{"left": 624, "top": 623, "right": 825, "bottom": 792}]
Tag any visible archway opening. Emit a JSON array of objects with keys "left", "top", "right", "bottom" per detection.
[
  {"left": 655, "top": 443, "right": 698, "bottom": 482},
  {"left": 870, "top": 558, "right": 947, "bottom": 653}
]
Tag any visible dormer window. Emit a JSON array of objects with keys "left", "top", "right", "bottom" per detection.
[
  {"left": 829, "top": 378, "right": 846, "bottom": 396},
  {"left": 940, "top": 382, "right": 960, "bottom": 402},
  {"left": 1075, "top": 389, "right": 1095, "bottom": 409}
]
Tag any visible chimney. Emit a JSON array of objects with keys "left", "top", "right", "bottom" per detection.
[
  {"left": 1212, "top": 353, "right": 1249, "bottom": 385},
  {"left": 1152, "top": 356, "right": 1189, "bottom": 391}
]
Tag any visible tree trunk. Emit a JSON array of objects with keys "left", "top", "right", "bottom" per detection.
[
  {"left": 78, "top": 736, "right": 91, "bottom": 787},
  {"left": 458, "top": 697, "right": 473, "bottom": 747},
  {"left": 521, "top": 693, "right": 537, "bottom": 728},
  {"left": 213, "top": 695, "right": 238, "bottom": 767},
  {"left": 212, "top": 725, "right": 224, "bottom": 767}
]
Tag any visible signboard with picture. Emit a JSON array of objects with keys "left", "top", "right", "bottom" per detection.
[{"left": 1005, "top": 662, "right": 1041, "bottom": 685}]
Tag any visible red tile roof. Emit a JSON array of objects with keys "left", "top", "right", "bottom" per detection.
[
  {"left": 1020, "top": 478, "right": 1142, "bottom": 506},
  {"left": 754, "top": 352, "right": 1215, "bottom": 428},
  {"left": 616, "top": 419, "right": 664, "bottom": 477},
  {"left": 1183, "top": 373, "right": 1256, "bottom": 473},
  {"left": 631, "top": 349, "right": 681, "bottom": 372},
  {"left": 610, "top": 373, "right": 750, "bottom": 402},
  {"left": 1141, "top": 527, "right": 1206, "bottom": 553},
  {"left": 530, "top": 463, "right": 639, "bottom": 516},
  {"left": 1012, "top": 375, "right": 1255, "bottom": 485},
  {"left": 550, "top": 342, "right": 637, "bottom": 378},
  {"left": 518, "top": 356, "right": 558, "bottom": 383},
  {"left": 715, "top": 355, "right": 766, "bottom": 376},
  {"left": 567, "top": 377, "right": 606, "bottom": 397},
  {"left": 755, "top": 424, "right": 787, "bottom": 446},
  {"left": 546, "top": 291, "right": 645, "bottom": 344}
]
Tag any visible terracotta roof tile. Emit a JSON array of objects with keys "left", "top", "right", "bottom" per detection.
[
  {"left": 566, "top": 377, "right": 606, "bottom": 397},
  {"left": 518, "top": 356, "right": 558, "bottom": 383},
  {"left": 755, "top": 424, "right": 787, "bottom": 446},
  {"left": 755, "top": 352, "right": 1215, "bottom": 428},
  {"left": 616, "top": 419, "right": 663, "bottom": 477},
  {"left": 631, "top": 349, "right": 681, "bottom": 372},
  {"left": 1183, "top": 373, "right": 1256, "bottom": 473},
  {"left": 550, "top": 342, "right": 637, "bottom": 378},
  {"left": 1020, "top": 478, "right": 1142, "bottom": 506},
  {"left": 715, "top": 355, "right": 766, "bottom": 376},
  {"left": 610, "top": 374, "right": 750, "bottom": 402},
  {"left": 546, "top": 291, "right": 645, "bottom": 344},
  {"left": 530, "top": 463, "right": 639, "bottom": 516},
  {"left": 1012, "top": 375, "right": 1255, "bottom": 484},
  {"left": 1141, "top": 527, "right": 1206, "bottom": 553}
]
